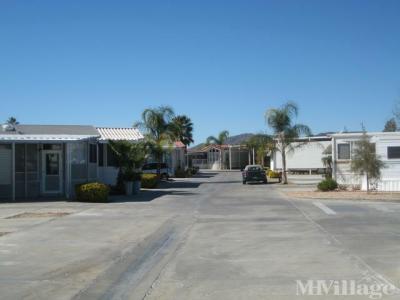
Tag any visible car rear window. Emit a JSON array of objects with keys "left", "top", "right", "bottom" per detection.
[{"left": 247, "top": 166, "right": 261, "bottom": 171}]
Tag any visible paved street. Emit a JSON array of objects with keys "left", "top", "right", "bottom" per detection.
[{"left": 1, "top": 171, "right": 400, "bottom": 299}]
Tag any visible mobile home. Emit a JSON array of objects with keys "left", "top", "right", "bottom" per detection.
[{"left": 331, "top": 132, "right": 400, "bottom": 191}]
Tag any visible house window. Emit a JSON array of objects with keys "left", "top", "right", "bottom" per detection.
[
  {"left": 387, "top": 146, "right": 400, "bottom": 159},
  {"left": 337, "top": 143, "right": 350, "bottom": 160},
  {"left": 89, "top": 144, "right": 97, "bottom": 163}
]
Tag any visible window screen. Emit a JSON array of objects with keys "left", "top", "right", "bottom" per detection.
[
  {"left": 106, "top": 144, "right": 118, "bottom": 167},
  {"left": 89, "top": 144, "right": 97, "bottom": 163},
  {"left": 70, "top": 143, "right": 87, "bottom": 179},
  {"left": 338, "top": 143, "right": 350, "bottom": 160},
  {"left": 98, "top": 144, "right": 104, "bottom": 166}
]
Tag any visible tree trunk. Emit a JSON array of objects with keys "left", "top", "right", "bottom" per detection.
[
  {"left": 156, "top": 153, "right": 162, "bottom": 179},
  {"left": 366, "top": 174, "right": 369, "bottom": 193},
  {"left": 281, "top": 148, "right": 288, "bottom": 184}
]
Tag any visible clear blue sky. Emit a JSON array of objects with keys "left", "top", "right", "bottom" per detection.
[{"left": 1, "top": 0, "right": 399, "bottom": 144}]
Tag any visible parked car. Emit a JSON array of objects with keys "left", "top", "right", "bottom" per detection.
[
  {"left": 242, "top": 165, "right": 267, "bottom": 184},
  {"left": 142, "top": 163, "right": 173, "bottom": 179}
]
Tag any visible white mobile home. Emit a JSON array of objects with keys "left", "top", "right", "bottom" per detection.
[
  {"left": 0, "top": 124, "right": 101, "bottom": 200},
  {"left": 0, "top": 124, "right": 145, "bottom": 200},
  {"left": 0, "top": 124, "right": 185, "bottom": 200},
  {"left": 331, "top": 132, "right": 400, "bottom": 191},
  {"left": 271, "top": 136, "right": 331, "bottom": 174}
]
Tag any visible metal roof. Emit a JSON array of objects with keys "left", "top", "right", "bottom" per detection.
[
  {"left": 0, "top": 124, "right": 99, "bottom": 136},
  {"left": 97, "top": 127, "right": 143, "bottom": 141},
  {"left": 0, "top": 124, "right": 100, "bottom": 142},
  {"left": 330, "top": 131, "right": 400, "bottom": 138}
]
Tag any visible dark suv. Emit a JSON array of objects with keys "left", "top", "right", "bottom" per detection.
[{"left": 242, "top": 165, "right": 267, "bottom": 184}]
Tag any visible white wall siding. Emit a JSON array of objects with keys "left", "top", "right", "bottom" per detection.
[
  {"left": 273, "top": 140, "right": 330, "bottom": 171},
  {"left": 332, "top": 132, "right": 400, "bottom": 192},
  {"left": 98, "top": 167, "right": 118, "bottom": 185}
]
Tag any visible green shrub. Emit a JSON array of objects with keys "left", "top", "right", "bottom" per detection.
[
  {"left": 317, "top": 178, "right": 338, "bottom": 191},
  {"left": 268, "top": 170, "right": 281, "bottom": 178},
  {"left": 75, "top": 182, "right": 110, "bottom": 202},
  {"left": 141, "top": 174, "right": 158, "bottom": 188}
]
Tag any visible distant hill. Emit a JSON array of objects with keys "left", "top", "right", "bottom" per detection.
[
  {"left": 225, "top": 133, "right": 254, "bottom": 145},
  {"left": 189, "top": 133, "right": 254, "bottom": 151}
]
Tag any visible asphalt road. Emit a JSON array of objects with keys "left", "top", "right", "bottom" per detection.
[{"left": 1, "top": 171, "right": 400, "bottom": 299}]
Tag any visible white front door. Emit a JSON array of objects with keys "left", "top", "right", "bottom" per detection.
[{"left": 42, "top": 150, "right": 63, "bottom": 194}]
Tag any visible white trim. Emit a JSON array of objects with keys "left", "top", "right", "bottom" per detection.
[
  {"left": 0, "top": 134, "right": 98, "bottom": 141},
  {"left": 11, "top": 143, "right": 15, "bottom": 201},
  {"left": 331, "top": 131, "right": 400, "bottom": 138}
]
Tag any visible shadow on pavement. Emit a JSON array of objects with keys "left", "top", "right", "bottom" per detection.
[
  {"left": 110, "top": 190, "right": 197, "bottom": 203},
  {"left": 0, "top": 198, "right": 70, "bottom": 204},
  {"left": 192, "top": 172, "right": 217, "bottom": 179},
  {"left": 157, "top": 180, "right": 202, "bottom": 189}
]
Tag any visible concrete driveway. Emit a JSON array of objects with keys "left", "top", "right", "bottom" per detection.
[{"left": 1, "top": 171, "right": 400, "bottom": 299}]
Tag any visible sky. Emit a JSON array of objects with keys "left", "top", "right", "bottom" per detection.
[{"left": 1, "top": 0, "right": 399, "bottom": 144}]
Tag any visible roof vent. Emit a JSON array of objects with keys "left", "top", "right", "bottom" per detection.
[{"left": 2, "top": 124, "right": 15, "bottom": 132}]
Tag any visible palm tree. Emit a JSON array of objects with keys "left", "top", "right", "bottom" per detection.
[
  {"left": 134, "top": 106, "right": 176, "bottom": 177},
  {"left": 109, "top": 140, "right": 147, "bottom": 192},
  {"left": 321, "top": 145, "right": 333, "bottom": 178},
  {"left": 206, "top": 130, "right": 229, "bottom": 169},
  {"left": 6, "top": 117, "right": 19, "bottom": 125},
  {"left": 171, "top": 115, "right": 194, "bottom": 146},
  {"left": 265, "top": 102, "right": 311, "bottom": 184},
  {"left": 245, "top": 134, "right": 274, "bottom": 166}
]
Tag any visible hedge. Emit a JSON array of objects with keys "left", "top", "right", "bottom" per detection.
[
  {"left": 75, "top": 182, "right": 110, "bottom": 202},
  {"left": 317, "top": 178, "right": 338, "bottom": 191},
  {"left": 141, "top": 174, "right": 158, "bottom": 188}
]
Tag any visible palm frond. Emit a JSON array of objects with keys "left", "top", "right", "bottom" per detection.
[
  {"left": 206, "top": 136, "right": 218, "bottom": 145},
  {"left": 218, "top": 130, "right": 229, "bottom": 145},
  {"left": 282, "top": 101, "right": 298, "bottom": 119}
]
